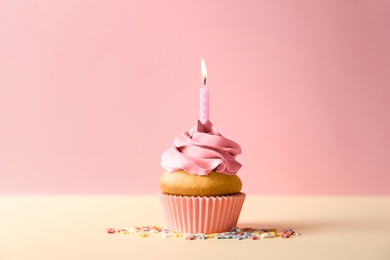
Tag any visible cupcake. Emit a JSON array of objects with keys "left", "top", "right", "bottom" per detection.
[{"left": 159, "top": 119, "right": 245, "bottom": 234}]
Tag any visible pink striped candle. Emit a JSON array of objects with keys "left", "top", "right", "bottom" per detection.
[{"left": 200, "top": 59, "right": 209, "bottom": 122}]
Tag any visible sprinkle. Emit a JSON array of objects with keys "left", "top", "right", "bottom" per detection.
[
  {"left": 230, "top": 227, "right": 238, "bottom": 232},
  {"left": 268, "top": 231, "right": 279, "bottom": 238},
  {"left": 280, "top": 228, "right": 296, "bottom": 238},
  {"left": 106, "top": 226, "right": 300, "bottom": 241},
  {"left": 260, "top": 233, "right": 269, "bottom": 239},
  {"left": 185, "top": 235, "right": 196, "bottom": 240},
  {"left": 198, "top": 235, "right": 207, "bottom": 240},
  {"left": 161, "top": 232, "right": 172, "bottom": 238},
  {"left": 106, "top": 228, "right": 116, "bottom": 234},
  {"left": 149, "top": 227, "right": 161, "bottom": 233}
]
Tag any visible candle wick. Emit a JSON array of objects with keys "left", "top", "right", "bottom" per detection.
[{"left": 203, "top": 78, "right": 207, "bottom": 86}]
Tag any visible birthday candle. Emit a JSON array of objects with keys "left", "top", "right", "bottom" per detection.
[{"left": 200, "top": 59, "right": 209, "bottom": 122}]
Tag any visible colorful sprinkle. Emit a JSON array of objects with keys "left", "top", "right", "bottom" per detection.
[{"left": 106, "top": 226, "right": 300, "bottom": 241}]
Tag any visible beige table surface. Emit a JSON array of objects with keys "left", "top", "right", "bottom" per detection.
[{"left": 0, "top": 196, "right": 389, "bottom": 260}]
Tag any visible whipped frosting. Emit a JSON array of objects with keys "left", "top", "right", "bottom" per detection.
[{"left": 161, "top": 119, "right": 242, "bottom": 176}]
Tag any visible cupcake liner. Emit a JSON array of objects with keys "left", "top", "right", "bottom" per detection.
[{"left": 159, "top": 193, "right": 246, "bottom": 234}]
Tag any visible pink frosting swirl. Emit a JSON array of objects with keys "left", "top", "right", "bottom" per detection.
[{"left": 161, "top": 119, "right": 242, "bottom": 176}]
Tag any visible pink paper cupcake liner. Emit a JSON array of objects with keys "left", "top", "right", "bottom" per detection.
[{"left": 159, "top": 193, "right": 246, "bottom": 234}]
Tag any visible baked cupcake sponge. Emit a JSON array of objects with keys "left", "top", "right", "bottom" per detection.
[{"left": 160, "top": 170, "right": 242, "bottom": 197}]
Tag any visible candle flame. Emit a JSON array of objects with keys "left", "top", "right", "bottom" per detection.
[{"left": 201, "top": 59, "right": 207, "bottom": 85}]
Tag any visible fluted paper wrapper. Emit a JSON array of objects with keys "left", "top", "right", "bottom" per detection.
[{"left": 159, "top": 193, "right": 246, "bottom": 234}]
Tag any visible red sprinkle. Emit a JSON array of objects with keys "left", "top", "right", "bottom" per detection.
[
  {"left": 281, "top": 233, "right": 291, "bottom": 238},
  {"left": 106, "top": 228, "right": 116, "bottom": 234}
]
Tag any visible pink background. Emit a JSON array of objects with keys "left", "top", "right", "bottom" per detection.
[{"left": 1, "top": 0, "right": 389, "bottom": 195}]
